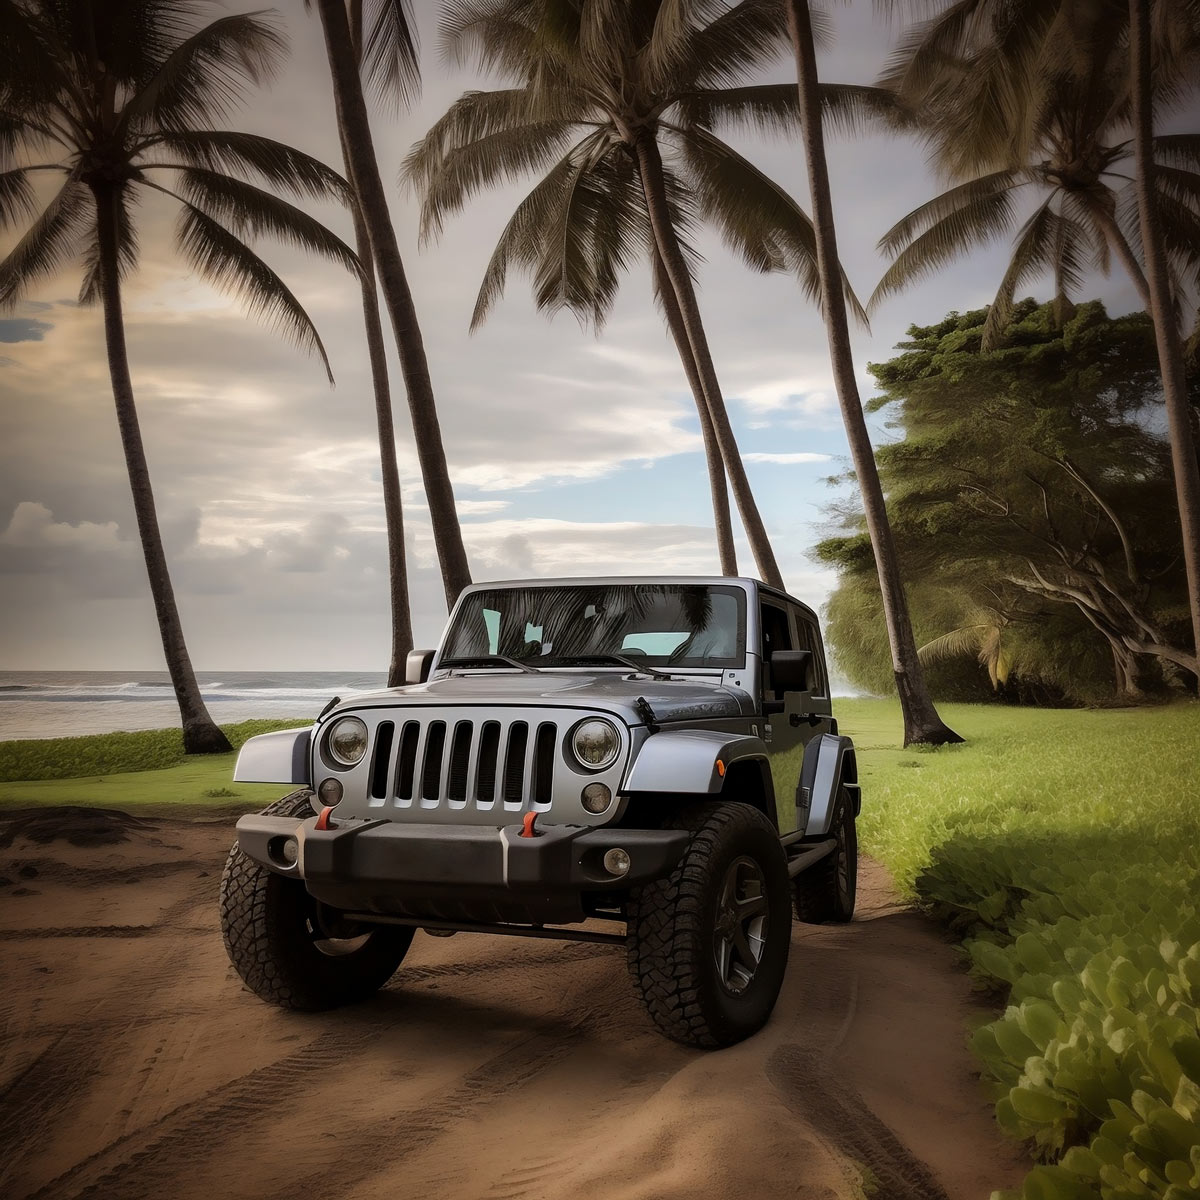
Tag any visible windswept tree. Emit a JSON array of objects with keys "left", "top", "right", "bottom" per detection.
[
  {"left": 874, "top": 0, "right": 1200, "bottom": 680},
  {"left": 406, "top": 2, "right": 883, "bottom": 578},
  {"left": 784, "top": 0, "right": 960, "bottom": 744},
  {"left": 0, "top": 0, "right": 361, "bottom": 752},
  {"left": 407, "top": 0, "right": 890, "bottom": 590},
  {"left": 313, "top": 0, "right": 472, "bottom": 609}
]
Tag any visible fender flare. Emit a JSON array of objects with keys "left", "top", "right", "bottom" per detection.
[
  {"left": 622, "top": 730, "right": 773, "bottom": 803},
  {"left": 799, "top": 733, "right": 858, "bottom": 837},
  {"left": 233, "top": 727, "right": 312, "bottom": 784}
]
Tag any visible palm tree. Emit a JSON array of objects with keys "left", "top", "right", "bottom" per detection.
[
  {"left": 1128, "top": 0, "right": 1200, "bottom": 685},
  {"left": 1, "top": 0, "right": 360, "bottom": 753},
  {"left": 874, "top": 0, "right": 1200, "bottom": 679},
  {"left": 784, "top": 0, "right": 961, "bottom": 745},
  {"left": 406, "top": 0, "right": 885, "bottom": 590},
  {"left": 333, "top": 0, "right": 421, "bottom": 685},
  {"left": 313, "top": 0, "right": 472, "bottom": 609}
]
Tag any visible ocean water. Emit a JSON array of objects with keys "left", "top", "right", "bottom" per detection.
[{"left": 0, "top": 671, "right": 387, "bottom": 741}]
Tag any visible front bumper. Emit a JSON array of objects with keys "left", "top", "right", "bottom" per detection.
[{"left": 235, "top": 814, "right": 689, "bottom": 916}]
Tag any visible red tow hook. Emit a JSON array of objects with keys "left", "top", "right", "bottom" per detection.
[
  {"left": 314, "top": 806, "right": 337, "bottom": 831},
  {"left": 520, "top": 812, "right": 539, "bottom": 838}
]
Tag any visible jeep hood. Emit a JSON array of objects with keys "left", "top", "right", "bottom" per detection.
[{"left": 326, "top": 670, "right": 752, "bottom": 725}]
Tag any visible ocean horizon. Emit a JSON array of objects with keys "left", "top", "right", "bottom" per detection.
[
  {"left": 0, "top": 668, "right": 866, "bottom": 742},
  {"left": 0, "top": 670, "right": 387, "bottom": 741}
]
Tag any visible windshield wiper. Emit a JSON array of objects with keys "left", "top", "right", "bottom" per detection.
[
  {"left": 545, "top": 653, "right": 672, "bottom": 679},
  {"left": 440, "top": 654, "right": 540, "bottom": 674}
]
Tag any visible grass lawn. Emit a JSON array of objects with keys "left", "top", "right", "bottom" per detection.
[{"left": 0, "top": 719, "right": 304, "bottom": 812}]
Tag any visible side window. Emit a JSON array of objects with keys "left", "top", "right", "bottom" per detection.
[
  {"left": 790, "top": 610, "right": 828, "bottom": 696},
  {"left": 760, "top": 603, "right": 793, "bottom": 696}
]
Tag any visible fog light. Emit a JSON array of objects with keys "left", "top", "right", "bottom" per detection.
[
  {"left": 581, "top": 782, "right": 612, "bottom": 814},
  {"left": 603, "top": 847, "right": 631, "bottom": 877},
  {"left": 318, "top": 777, "right": 343, "bottom": 806},
  {"left": 281, "top": 837, "right": 299, "bottom": 866}
]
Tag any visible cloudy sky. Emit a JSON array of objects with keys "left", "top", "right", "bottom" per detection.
[{"left": 0, "top": 0, "right": 1153, "bottom": 671}]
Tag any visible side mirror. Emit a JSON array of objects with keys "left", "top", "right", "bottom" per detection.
[
  {"left": 770, "top": 649, "right": 812, "bottom": 693},
  {"left": 405, "top": 649, "right": 435, "bottom": 685}
]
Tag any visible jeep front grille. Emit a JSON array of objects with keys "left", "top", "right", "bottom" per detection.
[{"left": 367, "top": 716, "right": 559, "bottom": 811}]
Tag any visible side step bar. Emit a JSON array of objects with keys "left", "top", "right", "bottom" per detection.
[{"left": 785, "top": 838, "right": 837, "bottom": 877}]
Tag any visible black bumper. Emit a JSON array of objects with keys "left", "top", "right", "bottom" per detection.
[{"left": 235, "top": 814, "right": 689, "bottom": 898}]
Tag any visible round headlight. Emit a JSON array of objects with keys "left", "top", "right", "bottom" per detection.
[
  {"left": 325, "top": 716, "right": 368, "bottom": 767},
  {"left": 572, "top": 718, "right": 620, "bottom": 771}
]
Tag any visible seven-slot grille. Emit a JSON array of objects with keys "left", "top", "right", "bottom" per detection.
[{"left": 366, "top": 714, "right": 560, "bottom": 811}]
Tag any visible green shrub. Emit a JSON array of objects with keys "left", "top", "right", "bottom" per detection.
[
  {"left": 844, "top": 699, "right": 1200, "bottom": 1200},
  {"left": 0, "top": 719, "right": 304, "bottom": 782}
]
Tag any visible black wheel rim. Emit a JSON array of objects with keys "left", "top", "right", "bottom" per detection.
[{"left": 713, "top": 855, "right": 769, "bottom": 995}]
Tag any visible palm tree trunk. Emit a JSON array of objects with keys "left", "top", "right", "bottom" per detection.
[
  {"left": 786, "top": 0, "right": 961, "bottom": 746},
  {"left": 651, "top": 249, "right": 737, "bottom": 575},
  {"left": 316, "top": 0, "right": 471, "bottom": 610},
  {"left": 347, "top": 176, "right": 413, "bottom": 685},
  {"left": 631, "top": 132, "right": 784, "bottom": 589},
  {"left": 1091, "top": 203, "right": 1152, "bottom": 309},
  {"left": 1129, "top": 0, "right": 1200, "bottom": 681},
  {"left": 92, "top": 183, "right": 231, "bottom": 755}
]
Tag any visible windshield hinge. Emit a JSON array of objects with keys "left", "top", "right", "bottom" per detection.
[{"left": 634, "top": 696, "right": 660, "bottom": 733}]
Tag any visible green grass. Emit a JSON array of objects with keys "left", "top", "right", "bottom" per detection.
[
  {"left": 0, "top": 719, "right": 306, "bottom": 810},
  {"left": 836, "top": 698, "right": 1200, "bottom": 1200}
]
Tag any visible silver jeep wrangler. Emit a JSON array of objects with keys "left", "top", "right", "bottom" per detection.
[{"left": 220, "top": 577, "right": 859, "bottom": 1048}]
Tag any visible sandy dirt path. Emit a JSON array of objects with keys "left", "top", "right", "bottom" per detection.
[{"left": 0, "top": 809, "right": 1027, "bottom": 1200}]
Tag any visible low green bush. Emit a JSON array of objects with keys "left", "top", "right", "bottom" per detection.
[
  {"left": 843, "top": 699, "right": 1200, "bottom": 1200},
  {"left": 0, "top": 719, "right": 303, "bottom": 782}
]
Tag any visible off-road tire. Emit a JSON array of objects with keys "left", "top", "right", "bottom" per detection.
[
  {"left": 793, "top": 785, "right": 857, "bottom": 924},
  {"left": 626, "top": 802, "right": 792, "bottom": 1049},
  {"left": 219, "top": 789, "right": 413, "bottom": 1010}
]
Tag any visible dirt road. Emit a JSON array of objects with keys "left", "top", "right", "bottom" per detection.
[{"left": 0, "top": 808, "right": 1026, "bottom": 1200}]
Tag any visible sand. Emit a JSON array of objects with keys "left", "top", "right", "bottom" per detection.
[{"left": 0, "top": 807, "right": 1028, "bottom": 1200}]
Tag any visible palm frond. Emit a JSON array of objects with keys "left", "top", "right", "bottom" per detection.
[
  {"left": 148, "top": 131, "right": 351, "bottom": 201},
  {"left": 1156, "top": 189, "right": 1200, "bottom": 292},
  {"left": 871, "top": 172, "right": 1025, "bottom": 307},
  {"left": 119, "top": 12, "right": 287, "bottom": 135},
  {"left": 1154, "top": 133, "right": 1200, "bottom": 173},
  {"left": 361, "top": 0, "right": 421, "bottom": 108},
  {"left": 981, "top": 196, "right": 1088, "bottom": 348},
  {"left": 402, "top": 87, "right": 587, "bottom": 195},
  {"left": 916, "top": 624, "right": 990, "bottom": 663},
  {"left": 1154, "top": 164, "right": 1200, "bottom": 212},
  {"left": 673, "top": 123, "right": 868, "bottom": 325},
  {"left": 172, "top": 168, "right": 359, "bottom": 276},
  {"left": 172, "top": 194, "right": 335, "bottom": 382},
  {"left": 440, "top": 2, "right": 566, "bottom": 78},
  {"left": 0, "top": 164, "right": 41, "bottom": 229},
  {"left": 415, "top": 120, "right": 584, "bottom": 243},
  {"left": 79, "top": 183, "right": 139, "bottom": 305},
  {"left": 0, "top": 176, "right": 88, "bottom": 308},
  {"left": 470, "top": 147, "right": 579, "bottom": 330},
  {"left": 674, "top": 81, "right": 913, "bottom": 138},
  {"left": 669, "top": 0, "right": 807, "bottom": 92}
]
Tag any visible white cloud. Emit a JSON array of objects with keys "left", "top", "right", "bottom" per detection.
[
  {"left": 743, "top": 452, "right": 831, "bottom": 465},
  {"left": 0, "top": 501, "right": 123, "bottom": 551}
]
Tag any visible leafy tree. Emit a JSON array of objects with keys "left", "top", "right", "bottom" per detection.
[
  {"left": 874, "top": 0, "right": 1200, "bottom": 681},
  {"left": 819, "top": 300, "right": 1195, "bottom": 702},
  {"left": 406, "top": 0, "right": 904, "bottom": 589},
  {"left": 313, "top": 0, "right": 472, "bottom": 609},
  {"left": 784, "top": 0, "right": 961, "bottom": 744},
  {"left": 0, "top": 0, "right": 360, "bottom": 752}
]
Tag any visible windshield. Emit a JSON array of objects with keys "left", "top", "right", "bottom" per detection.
[{"left": 440, "top": 584, "right": 747, "bottom": 670}]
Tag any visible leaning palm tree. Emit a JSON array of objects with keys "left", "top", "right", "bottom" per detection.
[
  {"left": 407, "top": 0, "right": 888, "bottom": 590},
  {"left": 1, "top": 0, "right": 360, "bottom": 752},
  {"left": 408, "top": 59, "right": 881, "bottom": 577},
  {"left": 784, "top": 0, "right": 961, "bottom": 745},
  {"left": 331, "top": 0, "right": 421, "bottom": 685},
  {"left": 313, "top": 0, "right": 472, "bottom": 609},
  {"left": 1128, "top": 0, "right": 1200, "bottom": 685}
]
